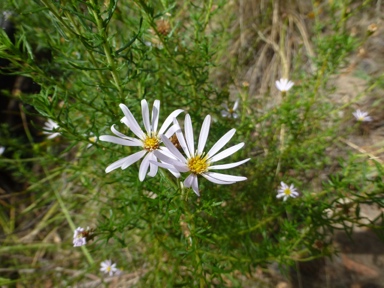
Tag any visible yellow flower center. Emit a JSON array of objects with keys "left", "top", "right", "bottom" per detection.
[
  {"left": 187, "top": 154, "right": 209, "bottom": 174},
  {"left": 106, "top": 266, "right": 111, "bottom": 273},
  {"left": 143, "top": 135, "right": 160, "bottom": 151},
  {"left": 284, "top": 188, "right": 292, "bottom": 195},
  {"left": 89, "top": 136, "right": 97, "bottom": 143}
]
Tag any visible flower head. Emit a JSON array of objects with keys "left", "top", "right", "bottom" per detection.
[
  {"left": 276, "top": 182, "right": 299, "bottom": 201},
  {"left": 352, "top": 109, "right": 372, "bottom": 122},
  {"left": 99, "top": 100, "right": 183, "bottom": 181},
  {"left": 43, "top": 119, "right": 60, "bottom": 139},
  {"left": 153, "top": 114, "right": 250, "bottom": 196},
  {"left": 221, "top": 99, "right": 240, "bottom": 119},
  {"left": 73, "top": 227, "right": 87, "bottom": 247},
  {"left": 275, "top": 78, "right": 294, "bottom": 92},
  {"left": 100, "top": 260, "right": 120, "bottom": 276}
]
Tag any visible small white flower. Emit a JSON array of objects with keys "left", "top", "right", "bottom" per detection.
[
  {"left": 0, "top": 146, "right": 5, "bottom": 155},
  {"left": 73, "top": 227, "right": 87, "bottom": 247},
  {"left": 100, "top": 260, "right": 120, "bottom": 276},
  {"left": 43, "top": 119, "right": 60, "bottom": 139},
  {"left": 276, "top": 182, "right": 299, "bottom": 201},
  {"left": 352, "top": 109, "right": 372, "bottom": 122},
  {"left": 152, "top": 114, "right": 250, "bottom": 196},
  {"left": 99, "top": 100, "right": 183, "bottom": 181},
  {"left": 221, "top": 99, "right": 240, "bottom": 119},
  {"left": 275, "top": 78, "right": 294, "bottom": 92}
]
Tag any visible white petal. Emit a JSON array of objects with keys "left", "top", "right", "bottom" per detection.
[
  {"left": 44, "top": 119, "right": 59, "bottom": 130},
  {"left": 275, "top": 80, "right": 282, "bottom": 91},
  {"left": 120, "top": 116, "right": 129, "bottom": 127},
  {"left": 141, "top": 99, "right": 151, "bottom": 134},
  {"left": 207, "top": 129, "right": 236, "bottom": 158},
  {"left": 168, "top": 169, "right": 181, "bottom": 178},
  {"left": 209, "top": 142, "right": 244, "bottom": 163},
  {"left": 105, "top": 150, "right": 145, "bottom": 173},
  {"left": 191, "top": 176, "right": 200, "bottom": 196},
  {"left": 111, "top": 125, "right": 129, "bottom": 139},
  {"left": 158, "top": 109, "right": 184, "bottom": 135},
  {"left": 201, "top": 173, "right": 235, "bottom": 184},
  {"left": 276, "top": 193, "right": 285, "bottom": 199},
  {"left": 121, "top": 150, "right": 147, "bottom": 170},
  {"left": 139, "top": 152, "right": 152, "bottom": 181},
  {"left": 184, "top": 114, "right": 195, "bottom": 156},
  {"left": 172, "top": 119, "right": 191, "bottom": 158},
  {"left": 232, "top": 113, "right": 239, "bottom": 119},
  {"left": 99, "top": 135, "right": 142, "bottom": 146},
  {"left": 184, "top": 174, "right": 195, "bottom": 188},
  {"left": 151, "top": 100, "right": 160, "bottom": 133},
  {"left": 164, "top": 124, "right": 178, "bottom": 138},
  {"left": 149, "top": 160, "right": 181, "bottom": 176},
  {"left": 119, "top": 104, "right": 145, "bottom": 140},
  {"left": 153, "top": 150, "right": 189, "bottom": 172},
  {"left": 209, "top": 158, "right": 250, "bottom": 170},
  {"left": 158, "top": 146, "right": 178, "bottom": 158},
  {"left": 205, "top": 171, "right": 247, "bottom": 182},
  {"left": 233, "top": 99, "right": 239, "bottom": 111},
  {"left": 149, "top": 159, "right": 173, "bottom": 170},
  {"left": 221, "top": 110, "right": 229, "bottom": 117},
  {"left": 159, "top": 135, "right": 187, "bottom": 163},
  {"left": 147, "top": 153, "right": 158, "bottom": 177},
  {"left": 111, "top": 125, "right": 141, "bottom": 144},
  {"left": 47, "top": 132, "right": 60, "bottom": 139},
  {"left": 197, "top": 115, "right": 211, "bottom": 155}
]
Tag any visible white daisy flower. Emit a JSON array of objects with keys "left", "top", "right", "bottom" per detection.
[
  {"left": 221, "top": 99, "right": 240, "bottom": 119},
  {"left": 0, "top": 146, "right": 5, "bottom": 155},
  {"left": 99, "top": 100, "right": 184, "bottom": 181},
  {"left": 275, "top": 78, "right": 294, "bottom": 92},
  {"left": 352, "top": 109, "right": 372, "bottom": 122},
  {"left": 152, "top": 114, "right": 250, "bottom": 196},
  {"left": 276, "top": 182, "right": 299, "bottom": 201},
  {"left": 43, "top": 119, "right": 60, "bottom": 139},
  {"left": 100, "top": 260, "right": 120, "bottom": 276},
  {"left": 73, "top": 227, "right": 87, "bottom": 247}
]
